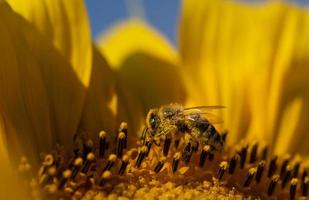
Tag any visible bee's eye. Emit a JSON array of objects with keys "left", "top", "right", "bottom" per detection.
[{"left": 150, "top": 113, "right": 159, "bottom": 130}]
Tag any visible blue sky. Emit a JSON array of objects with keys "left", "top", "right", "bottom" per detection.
[
  {"left": 85, "top": 0, "right": 180, "bottom": 45},
  {"left": 85, "top": 0, "right": 309, "bottom": 46}
]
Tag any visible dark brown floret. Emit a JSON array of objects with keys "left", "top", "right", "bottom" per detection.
[{"left": 20, "top": 122, "right": 309, "bottom": 200}]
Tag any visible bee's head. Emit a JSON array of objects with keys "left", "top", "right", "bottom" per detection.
[{"left": 146, "top": 109, "right": 160, "bottom": 133}]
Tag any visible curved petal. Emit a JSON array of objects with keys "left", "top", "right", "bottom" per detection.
[
  {"left": 0, "top": 115, "right": 28, "bottom": 199},
  {"left": 179, "top": 0, "right": 309, "bottom": 156},
  {"left": 7, "top": 0, "right": 92, "bottom": 86},
  {"left": 6, "top": 0, "right": 92, "bottom": 148},
  {"left": 115, "top": 52, "right": 187, "bottom": 138},
  {"left": 98, "top": 20, "right": 186, "bottom": 138},
  {"left": 79, "top": 46, "right": 117, "bottom": 139},
  {"left": 274, "top": 10, "right": 309, "bottom": 155},
  {"left": 98, "top": 19, "right": 178, "bottom": 68},
  {"left": 0, "top": 2, "right": 53, "bottom": 162},
  {"left": 0, "top": 2, "right": 85, "bottom": 164},
  {"left": 179, "top": 0, "right": 261, "bottom": 143}
]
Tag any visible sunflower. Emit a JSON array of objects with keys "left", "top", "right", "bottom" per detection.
[
  {"left": 99, "top": 0, "right": 309, "bottom": 157},
  {"left": 1, "top": 0, "right": 309, "bottom": 199}
]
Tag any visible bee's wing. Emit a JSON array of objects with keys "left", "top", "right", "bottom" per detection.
[
  {"left": 184, "top": 107, "right": 224, "bottom": 124},
  {"left": 197, "top": 112, "right": 224, "bottom": 124},
  {"left": 183, "top": 105, "right": 226, "bottom": 111}
]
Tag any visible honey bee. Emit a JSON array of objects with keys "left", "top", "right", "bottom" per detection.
[{"left": 141, "top": 103, "right": 225, "bottom": 153}]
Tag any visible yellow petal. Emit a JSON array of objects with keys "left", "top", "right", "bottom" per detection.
[
  {"left": 273, "top": 10, "right": 309, "bottom": 155},
  {"left": 0, "top": 2, "right": 53, "bottom": 162},
  {"left": 115, "top": 52, "right": 187, "bottom": 138},
  {"left": 0, "top": 2, "right": 86, "bottom": 163},
  {"left": 98, "top": 20, "right": 186, "bottom": 138},
  {"left": 7, "top": 0, "right": 93, "bottom": 146},
  {"left": 79, "top": 46, "right": 117, "bottom": 139},
  {"left": 7, "top": 0, "right": 92, "bottom": 86},
  {"left": 179, "top": 0, "right": 309, "bottom": 154},
  {"left": 274, "top": 97, "right": 303, "bottom": 156},
  {"left": 179, "top": 0, "right": 258, "bottom": 142},
  {"left": 247, "top": 4, "right": 309, "bottom": 156},
  {"left": 0, "top": 115, "right": 27, "bottom": 199},
  {"left": 98, "top": 19, "right": 178, "bottom": 68},
  {"left": 8, "top": 0, "right": 92, "bottom": 143}
]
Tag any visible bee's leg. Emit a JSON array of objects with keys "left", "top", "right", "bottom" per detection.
[
  {"left": 153, "top": 138, "right": 161, "bottom": 146},
  {"left": 173, "top": 130, "right": 182, "bottom": 149},
  {"left": 193, "top": 141, "right": 199, "bottom": 152},
  {"left": 163, "top": 132, "right": 171, "bottom": 156},
  {"left": 144, "top": 139, "right": 152, "bottom": 156},
  {"left": 181, "top": 139, "right": 196, "bottom": 164},
  {"left": 189, "top": 129, "right": 200, "bottom": 152},
  {"left": 141, "top": 127, "right": 148, "bottom": 145},
  {"left": 206, "top": 124, "right": 224, "bottom": 152},
  {"left": 182, "top": 144, "right": 192, "bottom": 163},
  {"left": 174, "top": 138, "right": 180, "bottom": 149}
]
